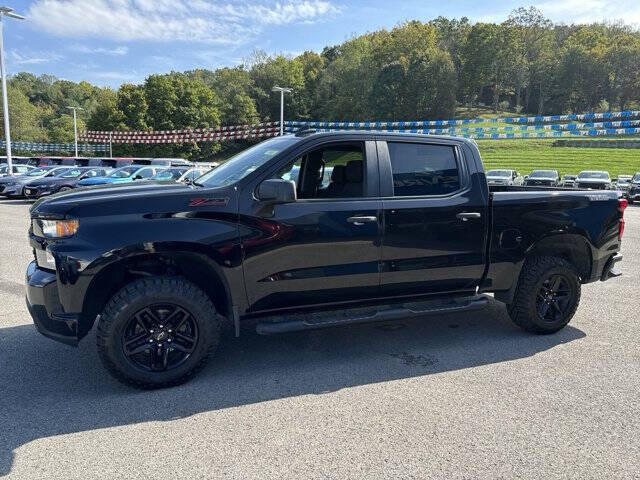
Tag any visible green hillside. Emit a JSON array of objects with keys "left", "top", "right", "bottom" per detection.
[{"left": 477, "top": 139, "right": 640, "bottom": 177}]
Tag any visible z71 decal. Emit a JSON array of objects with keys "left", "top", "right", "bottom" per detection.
[{"left": 189, "top": 197, "right": 230, "bottom": 207}]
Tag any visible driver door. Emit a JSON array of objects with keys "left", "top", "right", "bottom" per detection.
[{"left": 240, "top": 139, "right": 382, "bottom": 313}]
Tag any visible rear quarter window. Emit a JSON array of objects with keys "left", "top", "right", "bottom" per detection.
[{"left": 387, "top": 142, "right": 460, "bottom": 196}]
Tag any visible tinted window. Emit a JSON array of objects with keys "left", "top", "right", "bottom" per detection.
[
  {"left": 136, "top": 168, "right": 155, "bottom": 178},
  {"left": 387, "top": 142, "right": 460, "bottom": 196},
  {"left": 277, "top": 143, "right": 366, "bottom": 199}
]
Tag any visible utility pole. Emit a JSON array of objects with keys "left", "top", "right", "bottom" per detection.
[
  {"left": 271, "top": 86, "right": 292, "bottom": 135},
  {"left": 67, "top": 106, "right": 83, "bottom": 157},
  {"left": 0, "top": 6, "right": 24, "bottom": 176}
]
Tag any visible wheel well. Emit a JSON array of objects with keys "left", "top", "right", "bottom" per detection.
[
  {"left": 526, "top": 234, "right": 592, "bottom": 281},
  {"left": 79, "top": 252, "right": 232, "bottom": 337}
]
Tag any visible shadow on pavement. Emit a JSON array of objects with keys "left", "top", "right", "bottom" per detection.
[{"left": 0, "top": 298, "right": 585, "bottom": 476}]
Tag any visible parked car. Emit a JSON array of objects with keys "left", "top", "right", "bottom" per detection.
[
  {"left": 76, "top": 165, "right": 166, "bottom": 186},
  {"left": 150, "top": 166, "right": 212, "bottom": 184},
  {"left": 26, "top": 132, "right": 626, "bottom": 388},
  {"left": 612, "top": 175, "right": 633, "bottom": 195},
  {"left": 576, "top": 171, "right": 611, "bottom": 190},
  {"left": 628, "top": 172, "right": 640, "bottom": 204},
  {"left": 23, "top": 167, "right": 111, "bottom": 198},
  {"left": 0, "top": 166, "right": 72, "bottom": 198},
  {"left": 560, "top": 175, "right": 577, "bottom": 188},
  {"left": 486, "top": 169, "right": 522, "bottom": 186},
  {"left": 524, "top": 170, "right": 560, "bottom": 187},
  {"left": 0, "top": 164, "right": 34, "bottom": 177}
]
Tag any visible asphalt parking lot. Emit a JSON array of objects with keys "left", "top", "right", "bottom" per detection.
[{"left": 0, "top": 199, "right": 638, "bottom": 479}]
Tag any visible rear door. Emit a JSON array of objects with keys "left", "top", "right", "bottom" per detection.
[
  {"left": 378, "top": 139, "right": 488, "bottom": 297},
  {"left": 240, "top": 139, "right": 382, "bottom": 313}
]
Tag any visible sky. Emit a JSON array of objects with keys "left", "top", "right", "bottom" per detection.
[{"left": 3, "top": 0, "right": 640, "bottom": 88}]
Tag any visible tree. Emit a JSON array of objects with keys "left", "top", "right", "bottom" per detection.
[
  {"left": 249, "top": 54, "right": 306, "bottom": 121},
  {"left": 0, "top": 85, "right": 47, "bottom": 142},
  {"left": 193, "top": 67, "right": 259, "bottom": 125},
  {"left": 48, "top": 114, "right": 85, "bottom": 143}
]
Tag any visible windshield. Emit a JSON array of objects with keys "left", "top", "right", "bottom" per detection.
[
  {"left": 530, "top": 170, "right": 557, "bottom": 178},
  {"left": 108, "top": 166, "right": 139, "bottom": 178},
  {"left": 45, "top": 167, "right": 72, "bottom": 177},
  {"left": 61, "top": 169, "right": 85, "bottom": 178},
  {"left": 633, "top": 173, "right": 640, "bottom": 182},
  {"left": 578, "top": 171, "right": 609, "bottom": 179},
  {"left": 197, "top": 136, "right": 298, "bottom": 188},
  {"left": 153, "top": 168, "right": 187, "bottom": 180},
  {"left": 487, "top": 170, "right": 511, "bottom": 177}
]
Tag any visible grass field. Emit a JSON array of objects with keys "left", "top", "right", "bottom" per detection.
[{"left": 477, "top": 139, "right": 640, "bottom": 177}]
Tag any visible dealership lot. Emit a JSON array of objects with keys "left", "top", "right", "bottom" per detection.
[{"left": 0, "top": 199, "right": 639, "bottom": 479}]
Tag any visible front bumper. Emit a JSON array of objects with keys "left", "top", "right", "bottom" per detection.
[
  {"left": 26, "top": 261, "right": 79, "bottom": 346},
  {"left": 0, "top": 185, "right": 24, "bottom": 197},
  {"left": 24, "top": 186, "right": 52, "bottom": 198}
]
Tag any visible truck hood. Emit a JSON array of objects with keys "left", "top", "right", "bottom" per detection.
[{"left": 30, "top": 181, "right": 233, "bottom": 218}]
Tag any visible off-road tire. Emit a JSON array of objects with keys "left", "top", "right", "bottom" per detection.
[
  {"left": 507, "top": 256, "right": 581, "bottom": 334},
  {"left": 96, "top": 276, "right": 221, "bottom": 388}
]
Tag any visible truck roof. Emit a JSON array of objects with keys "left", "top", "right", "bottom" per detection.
[{"left": 290, "top": 130, "right": 478, "bottom": 147}]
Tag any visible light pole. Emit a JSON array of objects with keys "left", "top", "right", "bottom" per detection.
[
  {"left": 66, "top": 106, "right": 83, "bottom": 157},
  {"left": 0, "top": 6, "right": 24, "bottom": 176},
  {"left": 271, "top": 86, "right": 291, "bottom": 135}
]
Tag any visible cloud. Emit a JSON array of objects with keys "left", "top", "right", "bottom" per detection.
[
  {"left": 27, "top": 0, "right": 340, "bottom": 44},
  {"left": 474, "top": 0, "right": 640, "bottom": 25},
  {"left": 70, "top": 45, "right": 129, "bottom": 56},
  {"left": 9, "top": 50, "right": 63, "bottom": 65},
  {"left": 535, "top": 0, "right": 640, "bottom": 25}
]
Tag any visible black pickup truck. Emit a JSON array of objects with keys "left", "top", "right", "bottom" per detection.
[{"left": 26, "top": 132, "right": 626, "bottom": 388}]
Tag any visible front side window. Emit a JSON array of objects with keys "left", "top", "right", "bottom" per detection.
[
  {"left": 61, "top": 169, "right": 84, "bottom": 178},
  {"left": 387, "top": 142, "right": 460, "bottom": 197},
  {"left": 276, "top": 143, "right": 366, "bottom": 199},
  {"left": 136, "top": 168, "right": 155, "bottom": 179},
  {"left": 108, "top": 166, "right": 138, "bottom": 178}
]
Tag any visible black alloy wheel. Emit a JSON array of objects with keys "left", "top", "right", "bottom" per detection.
[
  {"left": 122, "top": 304, "right": 199, "bottom": 373},
  {"left": 535, "top": 274, "right": 574, "bottom": 323}
]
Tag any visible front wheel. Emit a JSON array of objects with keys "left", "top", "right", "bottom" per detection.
[
  {"left": 507, "top": 256, "right": 581, "bottom": 334},
  {"left": 96, "top": 277, "right": 221, "bottom": 388}
]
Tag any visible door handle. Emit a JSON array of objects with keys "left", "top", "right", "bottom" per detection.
[
  {"left": 456, "top": 212, "right": 481, "bottom": 221},
  {"left": 347, "top": 216, "right": 378, "bottom": 225}
]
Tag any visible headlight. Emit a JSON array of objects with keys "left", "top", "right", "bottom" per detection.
[{"left": 41, "top": 219, "right": 79, "bottom": 238}]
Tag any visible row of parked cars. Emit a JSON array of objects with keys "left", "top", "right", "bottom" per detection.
[
  {"left": 486, "top": 168, "right": 640, "bottom": 201},
  {"left": 0, "top": 156, "right": 218, "bottom": 199}
]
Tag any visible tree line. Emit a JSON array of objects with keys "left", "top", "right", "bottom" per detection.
[{"left": 2, "top": 6, "right": 640, "bottom": 159}]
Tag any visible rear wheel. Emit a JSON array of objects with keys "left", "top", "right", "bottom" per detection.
[
  {"left": 96, "top": 276, "right": 221, "bottom": 388},
  {"left": 507, "top": 256, "right": 581, "bottom": 334}
]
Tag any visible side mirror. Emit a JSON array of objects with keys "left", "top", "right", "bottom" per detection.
[
  {"left": 133, "top": 175, "right": 143, "bottom": 180},
  {"left": 257, "top": 178, "right": 297, "bottom": 204}
]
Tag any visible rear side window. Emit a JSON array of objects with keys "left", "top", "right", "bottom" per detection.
[{"left": 387, "top": 142, "right": 460, "bottom": 196}]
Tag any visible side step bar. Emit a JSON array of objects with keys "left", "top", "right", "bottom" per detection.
[{"left": 255, "top": 295, "right": 489, "bottom": 335}]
